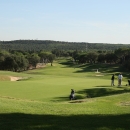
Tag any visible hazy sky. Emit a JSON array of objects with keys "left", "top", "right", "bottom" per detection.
[{"left": 0, "top": 0, "right": 130, "bottom": 44}]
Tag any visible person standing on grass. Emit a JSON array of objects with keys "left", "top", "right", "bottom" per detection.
[
  {"left": 128, "top": 79, "right": 130, "bottom": 86},
  {"left": 111, "top": 74, "right": 115, "bottom": 86},
  {"left": 118, "top": 73, "right": 123, "bottom": 86}
]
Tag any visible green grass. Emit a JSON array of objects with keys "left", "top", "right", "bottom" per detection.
[{"left": 0, "top": 59, "right": 130, "bottom": 130}]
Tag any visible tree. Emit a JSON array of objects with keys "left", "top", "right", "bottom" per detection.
[
  {"left": 3, "top": 56, "right": 15, "bottom": 71},
  {"left": 38, "top": 51, "right": 49, "bottom": 64},
  {"left": 77, "top": 54, "right": 87, "bottom": 64},
  {"left": 52, "top": 49, "right": 61, "bottom": 57},
  {"left": 97, "top": 53, "right": 106, "bottom": 63},
  {"left": 12, "top": 54, "right": 29, "bottom": 71},
  {"left": 72, "top": 50, "right": 79, "bottom": 63},
  {"left": 28, "top": 53, "right": 40, "bottom": 68},
  {"left": 48, "top": 54, "right": 55, "bottom": 66},
  {"left": 115, "top": 48, "right": 129, "bottom": 64},
  {"left": 87, "top": 52, "right": 98, "bottom": 63},
  {"left": 105, "top": 53, "right": 118, "bottom": 64}
]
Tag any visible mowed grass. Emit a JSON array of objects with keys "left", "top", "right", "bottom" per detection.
[{"left": 0, "top": 58, "right": 130, "bottom": 130}]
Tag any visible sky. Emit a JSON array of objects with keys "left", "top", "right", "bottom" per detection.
[{"left": 0, "top": 0, "right": 130, "bottom": 44}]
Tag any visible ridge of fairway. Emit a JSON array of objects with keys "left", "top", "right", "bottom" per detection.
[{"left": 0, "top": 95, "right": 40, "bottom": 103}]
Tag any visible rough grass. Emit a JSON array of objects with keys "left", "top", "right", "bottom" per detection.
[
  {"left": 0, "top": 59, "right": 130, "bottom": 130},
  {"left": 0, "top": 75, "right": 10, "bottom": 81}
]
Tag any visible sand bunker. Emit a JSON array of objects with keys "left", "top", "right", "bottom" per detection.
[
  {"left": 96, "top": 75, "right": 104, "bottom": 76},
  {"left": 10, "top": 76, "right": 22, "bottom": 81}
]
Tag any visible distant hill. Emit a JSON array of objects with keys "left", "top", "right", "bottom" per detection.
[{"left": 0, "top": 40, "right": 130, "bottom": 51}]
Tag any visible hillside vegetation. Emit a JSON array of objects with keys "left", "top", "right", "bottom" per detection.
[{"left": 1, "top": 40, "right": 130, "bottom": 51}]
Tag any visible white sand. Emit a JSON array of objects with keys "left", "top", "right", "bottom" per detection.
[{"left": 10, "top": 76, "right": 22, "bottom": 81}]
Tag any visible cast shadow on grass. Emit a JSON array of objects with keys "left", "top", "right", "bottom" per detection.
[
  {"left": 0, "top": 113, "right": 130, "bottom": 130},
  {"left": 51, "top": 96, "right": 69, "bottom": 102},
  {"left": 59, "top": 60, "right": 122, "bottom": 73},
  {"left": 53, "top": 87, "right": 130, "bottom": 102},
  {"left": 59, "top": 60, "right": 74, "bottom": 67},
  {"left": 76, "top": 87, "right": 130, "bottom": 98},
  {"left": 74, "top": 65, "right": 123, "bottom": 75},
  {"left": 59, "top": 61, "right": 130, "bottom": 78}
]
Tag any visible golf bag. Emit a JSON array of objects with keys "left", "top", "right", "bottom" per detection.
[
  {"left": 128, "top": 80, "right": 130, "bottom": 86},
  {"left": 69, "top": 94, "right": 74, "bottom": 100}
]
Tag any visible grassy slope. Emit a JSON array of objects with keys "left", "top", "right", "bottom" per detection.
[{"left": 0, "top": 58, "right": 130, "bottom": 130}]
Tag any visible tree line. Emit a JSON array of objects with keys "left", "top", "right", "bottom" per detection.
[
  {"left": 0, "top": 50, "right": 55, "bottom": 72},
  {"left": 0, "top": 47, "right": 130, "bottom": 72},
  {"left": 70, "top": 48, "right": 130, "bottom": 71},
  {"left": 0, "top": 40, "right": 130, "bottom": 52}
]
